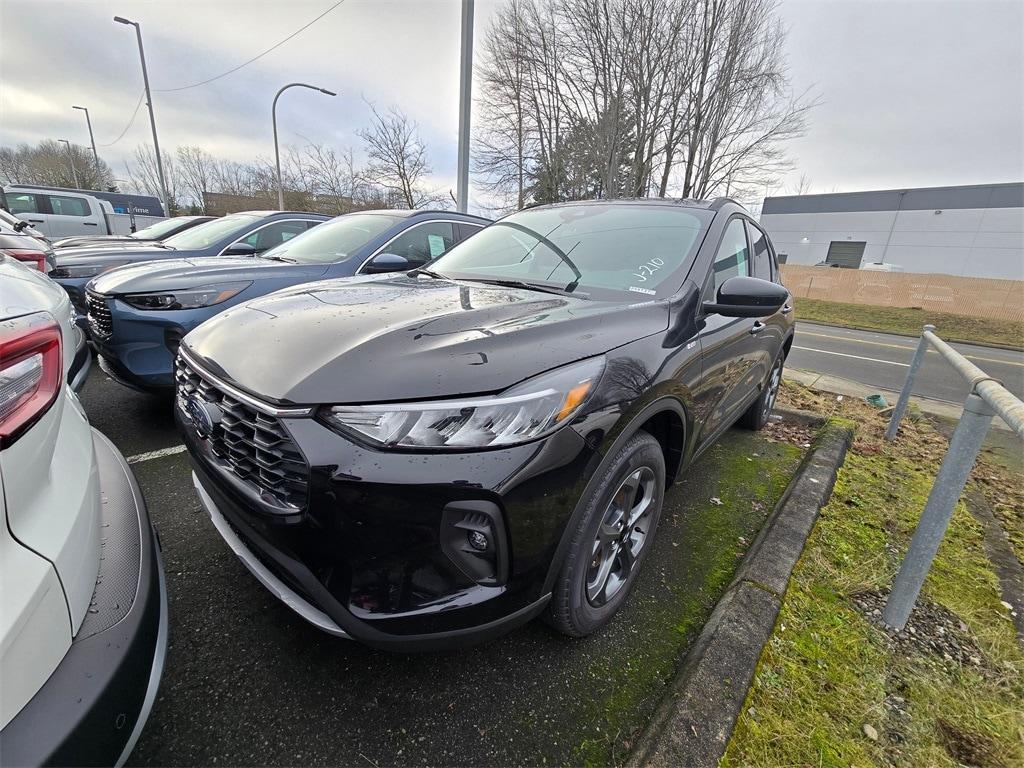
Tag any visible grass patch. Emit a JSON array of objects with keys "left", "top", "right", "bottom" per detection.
[
  {"left": 722, "top": 383, "right": 1024, "bottom": 768},
  {"left": 572, "top": 433, "right": 803, "bottom": 766},
  {"left": 794, "top": 297, "right": 1024, "bottom": 349}
]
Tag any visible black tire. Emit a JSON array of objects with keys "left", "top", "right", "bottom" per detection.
[
  {"left": 737, "top": 352, "right": 784, "bottom": 431},
  {"left": 545, "top": 431, "right": 666, "bottom": 637}
]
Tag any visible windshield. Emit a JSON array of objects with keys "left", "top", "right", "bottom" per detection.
[
  {"left": 132, "top": 217, "right": 197, "bottom": 240},
  {"left": 163, "top": 214, "right": 260, "bottom": 250},
  {"left": 262, "top": 213, "right": 404, "bottom": 264},
  {"left": 430, "top": 204, "right": 711, "bottom": 299}
]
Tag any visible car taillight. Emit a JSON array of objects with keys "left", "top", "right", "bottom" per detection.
[
  {"left": 0, "top": 313, "right": 62, "bottom": 448},
  {"left": 1, "top": 248, "right": 47, "bottom": 272}
]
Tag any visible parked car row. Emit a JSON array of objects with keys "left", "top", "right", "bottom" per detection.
[{"left": 1, "top": 197, "right": 793, "bottom": 763}]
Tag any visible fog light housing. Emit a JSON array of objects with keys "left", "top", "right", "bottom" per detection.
[{"left": 440, "top": 501, "right": 508, "bottom": 586}]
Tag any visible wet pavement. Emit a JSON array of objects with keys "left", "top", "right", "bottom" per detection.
[{"left": 79, "top": 367, "right": 804, "bottom": 767}]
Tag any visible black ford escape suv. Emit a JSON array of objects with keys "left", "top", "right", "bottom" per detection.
[{"left": 175, "top": 198, "right": 794, "bottom": 651}]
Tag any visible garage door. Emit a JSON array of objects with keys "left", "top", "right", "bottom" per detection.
[{"left": 825, "top": 241, "right": 866, "bottom": 268}]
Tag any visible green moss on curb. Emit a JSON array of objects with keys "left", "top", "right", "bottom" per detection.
[{"left": 572, "top": 436, "right": 803, "bottom": 766}]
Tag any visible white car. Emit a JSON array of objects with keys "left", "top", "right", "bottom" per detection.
[{"left": 0, "top": 255, "right": 167, "bottom": 765}]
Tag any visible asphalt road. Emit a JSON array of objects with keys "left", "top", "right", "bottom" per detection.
[
  {"left": 789, "top": 322, "right": 1024, "bottom": 405},
  {"left": 77, "top": 369, "right": 804, "bottom": 767}
]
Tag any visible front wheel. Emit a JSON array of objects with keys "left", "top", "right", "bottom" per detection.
[
  {"left": 738, "top": 352, "right": 784, "bottom": 431},
  {"left": 546, "top": 431, "right": 665, "bottom": 637}
]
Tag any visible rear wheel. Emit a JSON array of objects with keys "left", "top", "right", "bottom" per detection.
[
  {"left": 546, "top": 431, "right": 665, "bottom": 637},
  {"left": 738, "top": 353, "right": 784, "bottom": 431}
]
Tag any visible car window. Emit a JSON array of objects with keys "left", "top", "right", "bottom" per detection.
[
  {"left": 47, "top": 195, "right": 91, "bottom": 217},
  {"left": 746, "top": 221, "right": 774, "bottom": 281},
  {"left": 242, "top": 221, "right": 313, "bottom": 253},
  {"left": 132, "top": 217, "right": 196, "bottom": 239},
  {"left": 376, "top": 221, "right": 457, "bottom": 266},
  {"left": 164, "top": 214, "right": 261, "bottom": 250},
  {"left": 710, "top": 218, "right": 750, "bottom": 297},
  {"left": 263, "top": 213, "right": 403, "bottom": 264},
  {"left": 458, "top": 223, "right": 486, "bottom": 241},
  {"left": 6, "top": 193, "right": 40, "bottom": 215},
  {"left": 431, "top": 204, "right": 712, "bottom": 300}
]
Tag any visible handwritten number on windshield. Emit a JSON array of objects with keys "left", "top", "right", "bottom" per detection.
[{"left": 633, "top": 257, "right": 665, "bottom": 282}]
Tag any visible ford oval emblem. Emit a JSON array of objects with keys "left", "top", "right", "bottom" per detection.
[{"left": 186, "top": 396, "right": 220, "bottom": 439}]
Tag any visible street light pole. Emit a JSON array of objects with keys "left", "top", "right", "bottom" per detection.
[
  {"left": 58, "top": 139, "right": 80, "bottom": 189},
  {"left": 72, "top": 105, "right": 99, "bottom": 166},
  {"left": 114, "top": 16, "right": 169, "bottom": 216},
  {"left": 456, "top": 0, "right": 475, "bottom": 213},
  {"left": 272, "top": 83, "right": 336, "bottom": 210}
]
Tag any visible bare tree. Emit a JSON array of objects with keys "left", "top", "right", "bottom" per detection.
[
  {"left": 176, "top": 146, "right": 216, "bottom": 212},
  {"left": 125, "top": 144, "right": 180, "bottom": 212},
  {"left": 358, "top": 103, "right": 437, "bottom": 209},
  {"left": 0, "top": 140, "right": 114, "bottom": 190}
]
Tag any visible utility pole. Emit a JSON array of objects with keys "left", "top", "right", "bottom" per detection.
[
  {"left": 456, "top": 0, "right": 474, "bottom": 213},
  {"left": 272, "top": 83, "right": 336, "bottom": 210},
  {"left": 114, "top": 16, "right": 169, "bottom": 215},
  {"left": 58, "top": 139, "right": 80, "bottom": 188},
  {"left": 72, "top": 105, "right": 99, "bottom": 166}
]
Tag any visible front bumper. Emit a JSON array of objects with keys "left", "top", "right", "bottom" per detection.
[
  {"left": 0, "top": 430, "right": 168, "bottom": 767},
  {"left": 180, "top": 399, "right": 603, "bottom": 650}
]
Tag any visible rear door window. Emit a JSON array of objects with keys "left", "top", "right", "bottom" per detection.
[{"left": 47, "top": 195, "right": 91, "bottom": 217}]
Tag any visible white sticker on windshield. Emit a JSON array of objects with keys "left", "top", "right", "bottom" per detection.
[
  {"left": 427, "top": 234, "right": 447, "bottom": 257},
  {"left": 629, "top": 286, "right": 656, "bottom": 295}
]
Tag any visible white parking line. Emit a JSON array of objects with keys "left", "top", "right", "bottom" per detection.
[
  {"left": 796, "top": 330, "right": 1024, "bottom": 368},
  {"left": 791, "top": 346, "right": 911, "bottom": 368},
  {"left": 127, "top": 445, "right": 187, "bottom": 464}
]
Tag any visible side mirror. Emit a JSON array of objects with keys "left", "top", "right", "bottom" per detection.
[
  {"left": 703, "top": 276, "right": 788, "bottom": 318},
  {"left": 12, "top": 219, "right": 28, "bottom": 232},
  {"left": 223, "top": 242, "right": 257, "bottom": 257},
  {"left": 363, "top": 252, "right": 412, "bottom": 274}
]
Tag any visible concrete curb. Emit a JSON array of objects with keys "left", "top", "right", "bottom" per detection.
[{"left": 626, "top": 419, "right": 855, "bottom": 768}]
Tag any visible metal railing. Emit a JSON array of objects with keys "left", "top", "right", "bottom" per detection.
[{"left": 882, "top": 324, "right": 1024, "bottom": 630}]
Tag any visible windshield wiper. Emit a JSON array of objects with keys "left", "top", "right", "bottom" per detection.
[
  {"left": 263, "top": 253, "right": 297, "bottom": 262},
  {"left": 408, "top": 266, "right": 447, "bottom": 279},
  {"left": 467, "top": 278, "right": 585, "bottom": 298}
]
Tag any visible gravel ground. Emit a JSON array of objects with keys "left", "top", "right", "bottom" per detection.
[{"left": 78, "top": 367, "right": 803, "bottom": 767}]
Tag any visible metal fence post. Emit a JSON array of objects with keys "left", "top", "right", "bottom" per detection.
[
  {"left": 882, "top": 392, "right": 995, "bottom": 630},
  {"left": 885, "top": 324, "right": 935, "bottom": 441}
]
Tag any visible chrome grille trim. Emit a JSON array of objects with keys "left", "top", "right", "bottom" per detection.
[
  {"left": 176, "top": 353, "right": 311, "bottom": 512},
  {"left": 86, "top": 291, "right": 113, "bottom": 338},
  {"left": 178, "top": 347, "right": 312, "bottom": 418}
]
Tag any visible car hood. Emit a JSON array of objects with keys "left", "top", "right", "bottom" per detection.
[
  {"left": 55, "top": 244, "right": 185, "bottom": 267},
  {"left": 183, "top": 274, "right": 669, "bottom": 405},
  {"left": 89, "top": 257, "right": 330, "bottom": 295}
]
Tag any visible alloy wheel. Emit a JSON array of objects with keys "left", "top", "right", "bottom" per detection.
[
  {"left": 585, "top": 465, "right": 657, "bottom": 606},
  {"left": 761, "top": 359, "right": 783, "bottom": 420}
]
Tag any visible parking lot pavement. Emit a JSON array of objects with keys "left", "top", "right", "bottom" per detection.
[
  {"left": 790, "top": 322, "right": 1024, "bottom": 404},
  {"left": 79, "top": 367, "right": 804, "bottom": 767}
]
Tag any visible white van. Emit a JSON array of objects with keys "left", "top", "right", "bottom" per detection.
[{"left": 3, "top": 187, "right": 114, "bottom": 238}]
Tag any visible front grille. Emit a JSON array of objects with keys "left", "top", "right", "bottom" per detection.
[
  {"left": 176, "top": 355, "right": 310, "bottom": 512},
  {"left": 86, "top": 291, "right": 112, "bottom": 338}
]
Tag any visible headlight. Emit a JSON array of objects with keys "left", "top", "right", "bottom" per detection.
[
  {"left": 320, "top": 357, "right": 605, "bottom": 450},
  {"left": 50, "top": 261, "right": 128, "bottom": 279},
  {"left": 120, "top": 281, "right": 252, "bottom": 311}
]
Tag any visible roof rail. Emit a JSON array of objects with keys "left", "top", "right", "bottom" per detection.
[{"left": 709, "top": 197, "right": 741, "bottom": 211}]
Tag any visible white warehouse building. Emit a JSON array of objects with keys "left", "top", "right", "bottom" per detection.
[{"left": 759, "top": 182, "right": 1024, "bottom": 280}]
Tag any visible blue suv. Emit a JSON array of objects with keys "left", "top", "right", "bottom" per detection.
[
  {"left": 50, "top": 210, "right": 330, "bottom": 324},
  {"left": 86, "top": 209, "right": 490, "bottom": 392}
]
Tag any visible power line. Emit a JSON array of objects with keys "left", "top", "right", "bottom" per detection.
[
  {"left": 96, "top": 90, "right": 146, "bottom": 147},
  {"left": 153, "top": 0, "right": 347, "bottom": 93}
]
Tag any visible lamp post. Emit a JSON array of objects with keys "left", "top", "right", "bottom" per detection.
[
  {"left": 272, "top": 83, "right": 336, "bottom": 210},
  {"left": 58, "top": 139, "right": 80, "bottom": 189},
  {"left": 456, "top": 0, "right": 475, "bottom": 213},
  {"left": 72, "top": 105, "right": 99, "bottom": 166},
  {"left": 114, "top": 15, "right": 169, "bottom": 216}
]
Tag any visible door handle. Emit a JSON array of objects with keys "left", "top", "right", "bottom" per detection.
[
  {"left": 780, "top": 304, "right": 793, "bottom": 315},
  {"left": 27, "top": 218, "right": 44, "bottom": 223},
  {"left": 83, "top": 222, "right": 98, "bottom": 226},
  {"left": 750, "top": 321, "right": 766, "bottom": 335}
]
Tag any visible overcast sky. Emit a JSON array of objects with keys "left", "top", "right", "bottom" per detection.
[{"left": 1, "top": 0, "right": 1021, "bottom": 209}]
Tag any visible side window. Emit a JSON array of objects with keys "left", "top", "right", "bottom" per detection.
[
  {"left": 709, "top": 218, "right": 750, "bottom": 297},
  {"left": 243, "top": 221, "right": 309, "bottom": 252},
  {"left": 457, "top": 223, "right": 485, "bottom": 242},
  {"left": 746, "top": 221, "right": 775, "bottom": 281},
  {"left": 380, "top": 221, "right": 456, "bottom": 266},
  {"left": 6, "top": 193, "right": 40, "bottom": 214},
  {"left": 48, "top": 195, "right": 91, "bottom": 216}
]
